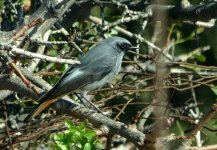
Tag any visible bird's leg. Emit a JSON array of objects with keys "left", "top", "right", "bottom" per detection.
[
  {"left": 74, "top": 92, "right": 86, "bottom": 106},
  {"left": 75, "top": 92, "right": 103, "bottom": 114}
]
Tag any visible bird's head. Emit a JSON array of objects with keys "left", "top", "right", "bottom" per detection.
[{"left": 103, "top": 37, "right": 135, "bottom": 54}]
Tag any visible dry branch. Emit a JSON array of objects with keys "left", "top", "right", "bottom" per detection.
[{"left": 10, "top": 46, "right": 80, "bottom": 65}]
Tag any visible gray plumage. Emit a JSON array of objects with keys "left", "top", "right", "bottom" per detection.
[{"left": 24, "top": 36, "right": 132, "bottom": 122}]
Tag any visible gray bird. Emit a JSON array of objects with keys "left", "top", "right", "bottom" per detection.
[{"left": 24, "top": 36, "right": 133, "bottom": 122}]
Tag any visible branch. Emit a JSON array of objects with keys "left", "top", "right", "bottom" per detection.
[
  {"left": 189, "top": 144, "right": 217, "bottom": 150},
  {"left": 74, "top": 1, "right": 217, "bottom": 26},
  {"left": 189, "top": 103, "right": 217, "bottom": 136},
  {"left": 16, "top": 66, "right": 77, "bottom": 104},
  {"left": 148, "top": 1, "right": 217, "bottom": 21},
  {"left": 88, "top": 16, "right": 174, "bottom": 61},
  {"left": 28, "top": 0, "right": 77, "bottom": 39},
  {"left": 0, "top": 69, "right": 146, "bottom": 147},
  {"left": 12, "top": 18, "right": 44, "bottom": 41},
  {"left": 18, "top": 66, "right": 53, "bottom": 91},
  {"left": 9, "top": 46, "right": 80, "bottom": 65},
  {"left": 0, "top": 75, "right": 38, "bottom": 100},
  {"left": 0, "top": 91, "right": 13, "bottom": 101},
  {"left": 53, "top": 100, "right": 146, "bottom": 147}
]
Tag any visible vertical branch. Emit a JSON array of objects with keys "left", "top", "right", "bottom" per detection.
[
  {"left": 145, "top": 0, "right": 170, "bottom": 149},
  {"left": 135, "top": 20, "right": 148, "bottom": 60},
  {"left": 2, "top": 99, "right": 14, "bottom": 150},
  {"left": 189, "top": 75, "right": 202, "bottom": 147}
]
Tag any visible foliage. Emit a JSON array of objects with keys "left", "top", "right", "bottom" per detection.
[{"left": 51, "top": 120, "right": 104, "bottom": 150}]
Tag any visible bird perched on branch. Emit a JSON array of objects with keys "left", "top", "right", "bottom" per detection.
[{"left": 24, "top": 36, "right": 135, "bottom": 122}]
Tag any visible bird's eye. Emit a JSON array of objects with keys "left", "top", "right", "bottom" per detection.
[{"left": 118, "top": 42, "right": 131, "bottom": 50}]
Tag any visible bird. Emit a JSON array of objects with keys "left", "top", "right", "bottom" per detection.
[{"left": 24, "top": 36, "right": 134, "bottom": 122}]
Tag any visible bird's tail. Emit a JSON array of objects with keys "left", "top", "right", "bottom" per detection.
[{"left": 24, "top": 98, "right": 57, "bottom": 123}]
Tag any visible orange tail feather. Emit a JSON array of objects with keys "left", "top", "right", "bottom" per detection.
[{"left": 24, "top": 99, "right": 57, "bottom": 123}]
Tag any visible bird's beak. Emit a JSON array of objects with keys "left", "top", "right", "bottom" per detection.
[{"left": 129, "top": 46, "right": 138, "bottom": 50}]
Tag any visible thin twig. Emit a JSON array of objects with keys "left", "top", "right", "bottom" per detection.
[
  {"left": 189, "top": 103, "right": 217, "bottom": 136},
  {"left": 9, "top": 62, "right": 40, "bottom": 95},
  {"left": 2, "top": 100, "right": 14, "bottom": 150},
  {"left": 12, "top": 18, "right": 44, "bottom": 41}
]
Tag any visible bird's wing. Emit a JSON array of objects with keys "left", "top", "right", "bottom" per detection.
[
  {"left": 45, "top": 54, "right": 117, "bottom": 100},
  {"left": 24, "top": 54, "right": 117, "bottom": 122}
]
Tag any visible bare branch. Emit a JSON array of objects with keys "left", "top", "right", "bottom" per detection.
[
  {"left": 0, "top": 75, "right": 38, "bottom": 100},
  {"left": 189, "top": 103, "right": 217, "bottom": 136},
  {"left": 10, "top": 46, "right": 80, "bottom": 65}
]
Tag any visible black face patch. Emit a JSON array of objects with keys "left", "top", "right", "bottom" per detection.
[{"left": 117, "top": 42, "right": 132, "bottom": 51}]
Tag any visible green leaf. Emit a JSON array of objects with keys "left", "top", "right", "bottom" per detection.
[
  {"left": 57, "top": 144, "right": 69, "bottom": 150},
  {"left": 78, "top": 122, "right": 86, "bottom": 131},
  {"left": 54, "top": 133, "right": 64, "bottom": 142},
  {"left": 68, "top": 125, "right": 82, "bottom": 134},
  {"left": 65, "top": 119, "right": 74, "bottom": 129},
  {"left": 83, "top": 143, "right": 91, "bottom": 150},
  {"left": 194, "top": 54, "right": 206, "bottom": 62},
  {"left": 211, "top": 86, "right": 217, "bottom": 96},
  {"left": 110, "top": 29, "right": 118, "bottom": 35},
  {"left": 86, "top": 29, "right": 97, "bottom": 36},
  {"left": 49, "top": 49, "right": 58, "bottom": 56},
  {"left": 20, "top": 0, "right": 30, "bottom": 4},
  {"left": 72, "top": 130, "right": 82, "bottom": 139},
  {"left": 64, "top": 132, "right": 74, "bottom": 143},
  {"left": 94, "top": 140, "right": 105, "bottom": 149},
  {"left": 51, "top": 120, "right": 104, "bottom": 149},
  {"left": 50, "top": 144, "right": 63, "bottom": 150},
  {"left": 63, "top": 44, "right": 70, "bottom": 51},
  {"left": 82, "top": 130, "right": 96, "bottom": 138}
]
